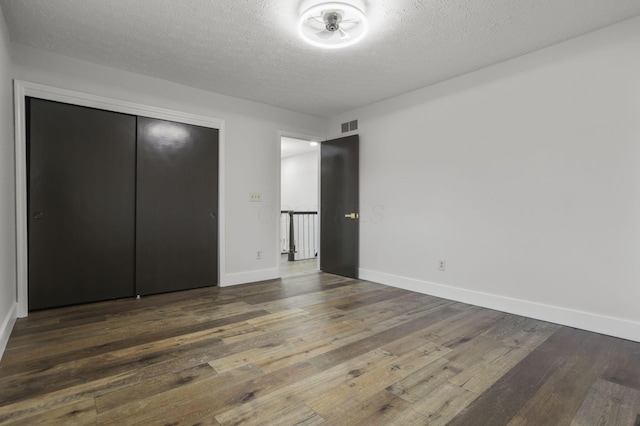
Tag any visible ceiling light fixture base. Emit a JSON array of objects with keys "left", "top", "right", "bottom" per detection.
[{"left": 298, "top": 1, "right": 368, "bottom": 49}]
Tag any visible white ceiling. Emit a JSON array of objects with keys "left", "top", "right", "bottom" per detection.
[{"left": 2, "top": 0, "right": 640, "bottom": 118}]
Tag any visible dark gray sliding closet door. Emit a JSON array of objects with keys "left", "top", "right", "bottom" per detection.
[
  {"left": 135, "top": 117, "right": 219, "bottom": 295},
  {"left": 28, "top": 98, "right": 136, "bottom": 310}
]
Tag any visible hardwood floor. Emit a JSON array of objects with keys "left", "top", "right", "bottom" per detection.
[
  {"left": 280, "top": 254, "right": 318, "bottom": 278},
  {"left": 1, "top": 272, "right": 639, "bottom": 425}
]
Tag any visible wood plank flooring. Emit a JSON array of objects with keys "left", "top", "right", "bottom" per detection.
[
  {"left": 1, "top": 272, "right": 639, "bottom": 425},
  {"left": 280, "top": 254, "right": 318, "bottom": 278}
]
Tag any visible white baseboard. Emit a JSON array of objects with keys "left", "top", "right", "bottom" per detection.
[
  {"left": 0, "top": 303, "right": 17, "bottom": 361},
  {"left": 359, "top": 268, "right": 640, "bottom": 343},
  {"left": 221, "top": 268, "right": 280, "bottom": 287}
]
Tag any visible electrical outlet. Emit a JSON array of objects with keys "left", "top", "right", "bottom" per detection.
[
  {"left": 256, "top": 250, "right": 262, "bottom": 260},
  {"left": 250, "top": 192, "right": 262, "bottom": 202},
  {"left": 438, "top": 260, "right": 446, "bottom": 271}
]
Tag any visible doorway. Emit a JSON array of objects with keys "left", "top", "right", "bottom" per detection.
[{"left": 280, "top": 136, "right": 320, "bottom": 277}]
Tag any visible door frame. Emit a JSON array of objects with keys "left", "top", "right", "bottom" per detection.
[
  {"left": 14, "top": 80, "right": 226, "bottom": 317},
  {"left": 276, "top": 130, "right": 324, "bottom": 277}
]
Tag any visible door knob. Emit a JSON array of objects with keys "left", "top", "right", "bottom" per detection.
[
  {"left": 210, "top": 212, "right": 216, "bottom": 219},
  {"left": 33, "top": 211, "right": 44, "bottom": 220},
  {"left": 344, "top": 213, "right": 359, "bottom": 219}
]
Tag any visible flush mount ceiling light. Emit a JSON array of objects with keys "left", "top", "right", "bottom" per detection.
[{"left": 298, "top": 1, "right": 368, "bottom": 49}]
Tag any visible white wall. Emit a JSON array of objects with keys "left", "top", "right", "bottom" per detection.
[
  {"left": 329, "top": 16, "right": 640, "bottom": 342},
  {"left": 0, "top": 12, "right": 17, "bottom": 358},
  {"left": 281, "top": 151, "right": 319, "bottom": 212},
  {"left": 10, "top": 43, "right": 327, "bottom": 288}
]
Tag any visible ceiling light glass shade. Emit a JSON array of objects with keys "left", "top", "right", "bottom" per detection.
[{"left": 298, "top": 2, "right": 368, "bottom": 49}]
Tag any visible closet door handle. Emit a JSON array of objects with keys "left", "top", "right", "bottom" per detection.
[
  {"left": 34, "top": 211, "right": 44, "bottom": 220},
  {"left": 210, "top": 212, "right": 216, "bottom": 219}
]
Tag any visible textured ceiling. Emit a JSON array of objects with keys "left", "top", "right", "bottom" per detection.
[{"left": 2, "top": 0, "right": 640, "bottom": 118}]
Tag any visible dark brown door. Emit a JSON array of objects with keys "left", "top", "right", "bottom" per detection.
[
  {"left": 28, "top": 98, "right": 136, "bottom": 310},
  {"left": 320, "top": 135, "right": 359, "bottom": 278},
  {"left": 136, "top": 117, "right": 219, "bottom": 295}
]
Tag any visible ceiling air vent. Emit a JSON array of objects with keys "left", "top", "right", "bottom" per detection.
[{"left": 341, "top": 119, "right": 358, "bottom": 133}]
